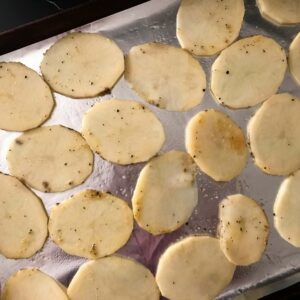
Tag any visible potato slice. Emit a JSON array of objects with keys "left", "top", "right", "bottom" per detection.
[
  {"left": 2, "top": 268, "right": 68, "bottom": 300},
  {"left": 176, "top": 0, "right": 245, "bottom": 56},
  {"left": 125, "top": 43, "right": 206, "bottom": 111},
  {"left": 185, "top": 109, "right": 247, "bottom": 181},
  {"left": 257, "top": 0, "right": 300, "bottom": 26},
  {"left": 82, "top": 99, "right": 165, "bottom": 164},
  {"left": 132, "top": 150, "right": 198, "bottom": 235},
  {"left": 41, "top": 32, "right": 124, "bottom": 98},
  {"left": 49, "top": 189, "right": 133, "bottom": 259},
  {"left": 289, "top": 32, "right": 300, "bottom": 86},
  {"left": 248, "top": 93, "right": 300, "bottom": 175},
  {"left": 0, "top": 173, "right": 48, "bottom": 259},
  {"left": 211, "top": 35, "right": 287, "bottom": 108},
  {"left": 156, "top": 236, "right": 235, "bottom": 300},
  {"left": 7, "top": 125, "right": 93, "bottom": 192},
  {"left": 218, "top": 194, "right": 269, "bottom": 266},
  {"left": 68, "top": 256, "right": 160, "bottom": 300},
  {"left": 0, "top": 62, "right": 54, "bottom": 131}
]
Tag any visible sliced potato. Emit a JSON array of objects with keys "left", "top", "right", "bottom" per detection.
[
  {"left": 156, "top": 236, "right": 235, "bottom": 300},
  {"left": 177, "top": 0, "right": 245, "bottom": 56},
  {"left": 49, "top": 189, "right": 133, "bottom": 259},
  {"left": 7, "top": 125, "right": 93, "bottom": 192},
  {"left": 41, "top": 32, "right": 124, "bottom": 98},
  {"left": 125, "top": 43, "right": 206, "bottom": 111},
  {"left": 289, "top": 32, "right": 300, "bottom": 86},
  {"left": 132, "top": 150, "right": 198, "bottom": 235},
  {"left": 82, "top": 99, "right": 165, "bottom": 164},
  {"left": 68, "top": 256, "right": 160, "bottom": 300}
]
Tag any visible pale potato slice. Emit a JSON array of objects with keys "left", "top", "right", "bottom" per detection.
[
  {"left": 248, "top": 93, "right": 300, "bottom": 175},
  {"left": 218, "top": 194, "right": 269, "bottom": 266},
  {"left": 274, "top": 170, "right": 300, "bottom": 247},
  {"left": 41, "top": 32, "right": 124, "bottom": 98},
  {"left": 176, "top": 0, "right": 245, "bottom": 56},
  {"left": 0, "top": 173, "right": 48, "bottom": 259},
  {"left": 185, "top": 109, "right": 247, "bottom": 181},
  {"left": 156, "top": 236, "right": 235, "bottom": 300},
  {"left": 125, "top": 43, "right": 206, "bottom": 111},
  {"left": 132, "top": 150, "right": 198, "bottom": 235},
  {"left": 2, "top": 268, "right": 68, "bottom": 300},
  {"left": 68, "top": 256, "right": 160, "bottom": 300},
  {"left": 49, "top": 189, "right": 133, "bottom": 259},
  {"left": 257, "top": 0, "right": 300, "bottom": 26},
  {"left": 211, "top": 35, "right": 287, "bottom": 108},
  {"left": 82, "top": 99, "right": 165, "bottom": 164},
  {"left": 7, "top": 125, "right": 93, "bottom": 192},
  {"left": 0, "top": 62, "right": 54, "bottom": 131},
  {"left": 289, "top": 32, "right": 300, "bottom": 86}
]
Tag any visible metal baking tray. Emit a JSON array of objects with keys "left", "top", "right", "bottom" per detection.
[{"left": 0, "top": 0, "right": 300, "bottom": 298}]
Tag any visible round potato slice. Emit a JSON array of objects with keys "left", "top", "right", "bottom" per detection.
[
  {"left": 289, "top": 32, "right": 300, "bottom": 86},
  {"left": 156, "top": 236, "right": 235, "bottom": 300},
  {"left": 7, "top": 125, "right": 93, "bottom": 192},
  {"left": 2, "top": 268, "right": 68, "bottom": 300},
  {"left": 274, "top": 170, "right": 300, "bottom": 247},
  {"left": 185, "top": 109, "right": 247, "bottom": 181},
  {"left": 218, "top": 194, "right": 269, "bottom": 266},
  {"left": 68, "top": 256, "right": 160, "bottom": 300},
  {"left": 41, "top": 32, "right": 124, "bottom": 98},
  {"left": 82, "top": 99, "right": 165, "bottom": 164},
  {"left": 0, "top": 173, "right": 48, "bottom": 259},
  {"left": 248, "top": 93, "right": 300, "bottom": 175},
  {"left": 132, "top": 150, "right": 198, "bottom": 235},
  {"left": 0, "top": 62, "right": 54, "bottom": 131},
  {"left": 176, "top": 0, "right": 245, "bottom": 56},
  {"left": 125, "top": 43, "right": 206, "bottom": 111},
  {"left": 211, "top": 35, "right": 287, "bottom": 108},
  {"left": 257, "top": 0, "right": 300, "bottom": 26},
  {"left": 49, "top": 189, "right": 133, "bottom": 259}
]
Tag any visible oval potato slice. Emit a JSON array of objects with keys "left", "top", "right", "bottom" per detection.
[
  {"left": 0, "top": 62, "right": 54, "bottom": 131},
  {"left": 156, "top": 236, "right": 235, "bottom": 300},
  {"left": 49, "top": 189, "right": 133, "bottom": 259},
  {"left": 218, "top": 194, "right": 269, "bottom": 266},
  {"left": 132, "top": 150, "right": 198, "bottom": 235},
  {"left": 125, "top": 43, "right": 206, "bottom": 111},
  {"left": 185, "top": 109, "right": 247, "bottom": 181},
  {"left": 41, "top": 32, "right": 124, "bottom": 98},
  {"left": 7, "top": 125, "right": 93, "bottom": 192},
  {"left": 248, "top": 93, "right": 300, "bottom": 175},
  {"left": 211, "top": 35, "right": 287, "bottom": 108},
  {"left": 2, "top": 268, "right": 68, "bottom": 300},
  {"left": 82, "top": 99, "right": 165, "bottom": 164},
  {"left": 0, "top": 173, "right": 48, "bottom": 259},
  {"left": 289, "top": 32, "right": 300, "bottom": 86},
  {"left": 176, "top": 0, "right": 245, "bottom": 56},
  {"left": 68, "top": 256, "right": 160, "bottom": 300}
]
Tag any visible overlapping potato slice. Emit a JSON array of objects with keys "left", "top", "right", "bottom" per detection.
[{"left": 289, "top": 32, "right": 300, "bottom": 86}]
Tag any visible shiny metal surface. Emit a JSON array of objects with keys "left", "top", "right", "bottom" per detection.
[{"left": 0, "top": 0, "right": 300, "bottom": 298}]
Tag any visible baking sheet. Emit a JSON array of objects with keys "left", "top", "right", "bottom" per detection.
[{"left": 0, "top": 0, "right": 300, "bottom": 298}]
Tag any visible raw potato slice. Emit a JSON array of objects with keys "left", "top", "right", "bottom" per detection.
[
  {"left": 82, "top": 99, "right": 165, "bottom": 164},
  {"left": 2, "top": 268, "right": 68, "bottom": 300},
  {"left": 185, "top": 109, "right": 247, "bottom": 181},
  {"left": 7, "top": 125, "right": 93, "bottom": 192},
  {"left": 176, "top": 0, "right": 245, "bottom": 56},
  {"left": 257, "top": 0, "right": 300, "bottom": 26},
  {"left": 289, "top": 32, "right": 300, "bottom": 85},
  {"left": 0, "top": 173, "right": 48, "bottom": 259},
  {"left": 156, "top": 236, "right": 235, "bottom": 300},
  {"left": 125, "top": 43, "right": 206, "bottom": 111},
  {"left": 41, "top": 32, "right": 124, "bottom": 98},
  {"left": 274, "top": 170, "right": 300, "bottom": 247},
  {"left": 0, "top": 62, "right": 54, "bottom": 131},
  {"left": 49, "top": 189, "right": 133, "bottom": 259},
  {"left": 218, "top": 194, "right": 269, "bottom": 266},
  {"left": 132, "top": 150, "right": 198, "bottom": 235},
  {"left": 211, "top": 35, "right": 287, "bottom": 108},
  {"left": 68, "top": 256, "right": 160, "bottom": 300},
  {"left": 248, "top": 93, "right": 300, "bottom": 175}
]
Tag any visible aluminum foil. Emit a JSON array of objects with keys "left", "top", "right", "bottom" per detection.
[{"left": 0, "top": 0, "right": 300, "bottom": 298}]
